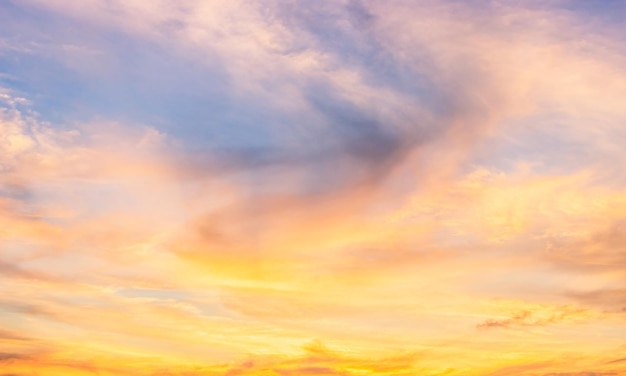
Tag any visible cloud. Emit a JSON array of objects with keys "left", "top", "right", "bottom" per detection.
[
  {"left": 606, "top": 358, "right": 626, "bottom": 365},
  {"left": 2, "top": 1, "right": 626, "bottom": 375},
  {"left": 0, "top": 330, "right": 30, "bottom": 341},
  {"left": 542, "top": 373, "right": 618, "bottom": 376},
  {"left": 0, "top": 353, "right": 27, "bottom": 363},
  {"left": 545, "top": 221, "right": 626, "bottom": 273},
  {"left": 218, "top": 340, "right": 420, "bottom": 376},
  {"left": 0, "top": 340, "right": 418, "bottom": 376},
  {"left": 0, "top": 300, "right": 55, "bottom": 319},
  {"left": 477, "top": 303, "right": 592, "bottom": 330},
  {"left": 569, "top": 289, "right": 626, "bottom": 312}
]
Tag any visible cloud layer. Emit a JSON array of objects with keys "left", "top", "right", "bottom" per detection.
[{"left": 1, "top": 0, "right": 626, "bottom": 375}]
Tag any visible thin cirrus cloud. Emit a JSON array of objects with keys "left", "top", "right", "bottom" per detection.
[{"left": 1, "top": 0, "right": 626, "bottom": 375}]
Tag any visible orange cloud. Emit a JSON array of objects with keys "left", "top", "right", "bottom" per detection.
[{"left": 3, "top": 1, "right": 626, "bottom": 375}]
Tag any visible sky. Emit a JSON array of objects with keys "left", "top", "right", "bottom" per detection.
[{"left": 1, "top": 0, "right": 626, "bottom": 375}]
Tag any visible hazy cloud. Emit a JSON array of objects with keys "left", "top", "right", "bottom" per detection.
[{"left": 2, "top": 1, "right": 626, "bottom": 375}]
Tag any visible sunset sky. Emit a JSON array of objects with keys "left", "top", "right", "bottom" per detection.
[{"left": 1, "top": 1, "right": 626, "bottom": 375}]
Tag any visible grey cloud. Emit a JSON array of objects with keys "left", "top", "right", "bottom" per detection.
[
  {"left": 569, "top": 289, "right": 626, "bottom": 312},
  {"left": 0, "top": 353, "right": 27, "bottom": 362},
  {"left": 0, "top": 261, "right": 38, "bottom": 279},
  {"left": 0, "top": 300, "right": 55, "bottom": 318},
  {"left": 546, "top": 221, "right": 626, "bottom": 273},
  {"left": 0, "top": 329, "right": 30, "bottom": 341},
  {"left": 477, "top": 306, "right": 588, "bottom": 330},
  {"left": 605, "top": 358, "right": 626, "bottom": 365},
  {"left": 477, "top": 310, "right": 533, "bottom": 329},
  {"left": 0, "top": 261, "right": 60, "bottom": 283},
  {"left": 303, "top": 83, "right": 411, "bottom": 180}
]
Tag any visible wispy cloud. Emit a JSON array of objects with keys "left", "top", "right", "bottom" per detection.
[{"left": 2, "top": 0, "right": 626, "bottom": 375}]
